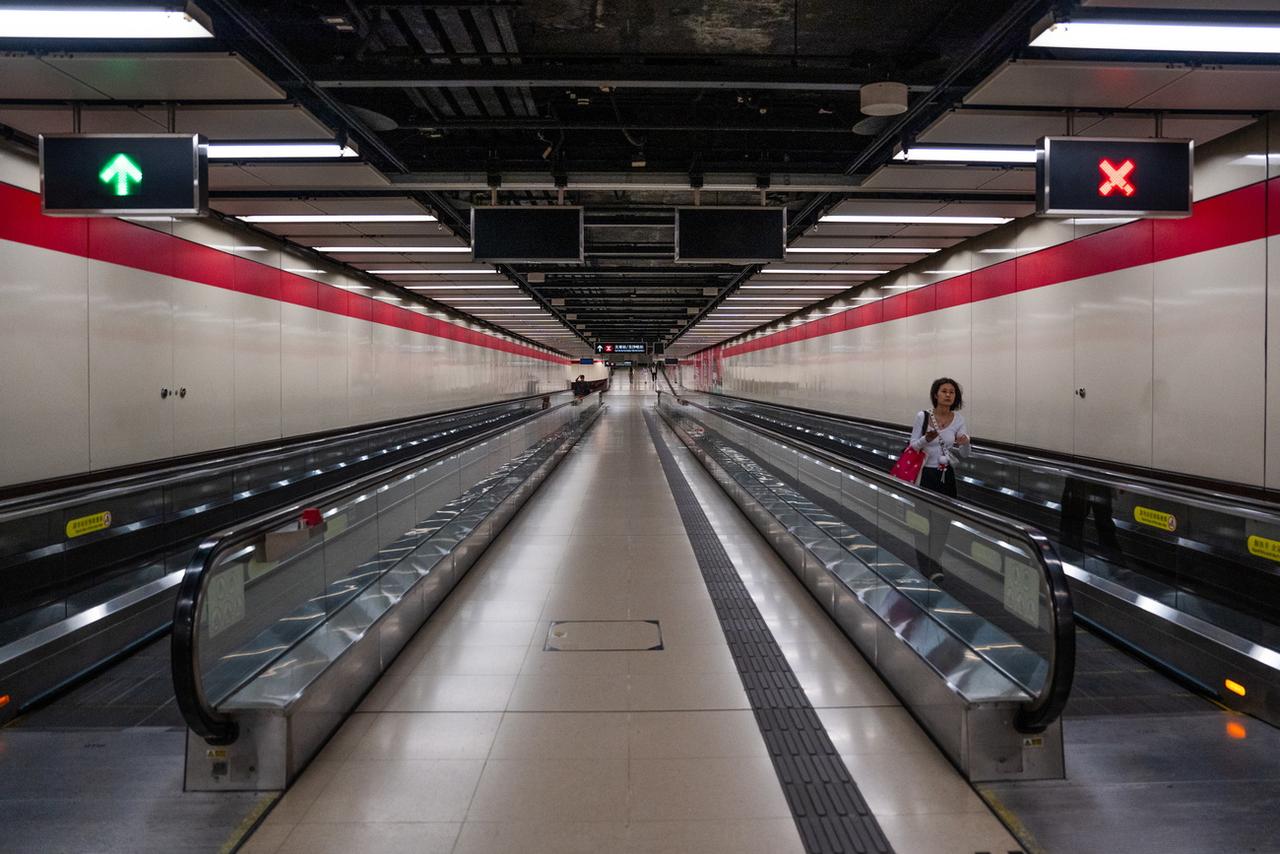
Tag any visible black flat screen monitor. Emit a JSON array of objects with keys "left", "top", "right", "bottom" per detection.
[
  {"left": 676, "top": 207, "right": 786, "bottom": 262},
  {"left": 472, "top": 206, "right": 584, "bottom": 262}
]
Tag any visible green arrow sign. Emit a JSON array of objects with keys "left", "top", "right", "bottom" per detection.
[{"left": 98, "top": 153, "right": 142, "bottom": 196}]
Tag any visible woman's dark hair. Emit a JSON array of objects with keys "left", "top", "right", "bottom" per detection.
[{"left": 930, "top": 377, "right": 963, "bottom": 411}]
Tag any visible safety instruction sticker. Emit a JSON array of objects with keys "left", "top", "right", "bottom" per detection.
[
  {"left": 1134, "top": 506, "right": 1177, "bottom": 532},
  {"left": 1247, "top": 535, "right": 1280, "bottom": 563},
  {"left": 1003, "top": 561, "right": 1041, "bottom": 629},
  {"left": 65, "top": 511, "right": 112, "bottom": 539}
]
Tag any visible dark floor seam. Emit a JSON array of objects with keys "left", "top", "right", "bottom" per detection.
[{"left": 643, "top": 408, "right": 894, "bottom": 854}]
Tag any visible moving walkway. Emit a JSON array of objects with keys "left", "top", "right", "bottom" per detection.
[
  {"left": 667, "top": 385, "right": 1280, "bottom": 727},
  {"left": 0, "top": 390, "right": 574, "bottom": 722}
]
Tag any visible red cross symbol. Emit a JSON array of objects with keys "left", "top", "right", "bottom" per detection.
[{"left": 1098, "top": 158, "right": 1136, "bottom": 197}]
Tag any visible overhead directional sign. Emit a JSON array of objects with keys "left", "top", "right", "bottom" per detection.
[
  {"left": 595, "top": 342, "right": 646, "bottom": 354},
  {"left": 1037, "top": 137, "right": 1192, "bottom": 218},
  {"left": 40, "top": 134, "right": 208, "bottom": 216}
]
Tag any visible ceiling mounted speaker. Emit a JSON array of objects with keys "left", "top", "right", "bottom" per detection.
[{"left": 860, "top": 82, "right": 908, "bottom": 117}]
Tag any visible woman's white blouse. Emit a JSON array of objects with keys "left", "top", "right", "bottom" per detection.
[{"left": 909, "top": 410, "right": 969, "bottom": 469}]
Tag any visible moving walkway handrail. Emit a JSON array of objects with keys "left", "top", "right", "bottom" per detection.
[
  {"left": 172, "top": 395, "right": 581, "bottom": 745},
  {"left": 703, "top": 392, "right": 1280, "bottom": 523},
  {"left": 0, "top": 390, "right": 568, "bottom": 522},
  {"left": 662, "top": 389, "right": 1075, "bottom": 732}
]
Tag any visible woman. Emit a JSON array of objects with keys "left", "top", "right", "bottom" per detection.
[{"left": 908, "top": 377, "right": 971, "bottom": 497}]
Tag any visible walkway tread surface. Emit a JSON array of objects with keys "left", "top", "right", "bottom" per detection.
[{"left": 643, "top": 407, "right": 892, "bottom": 854}]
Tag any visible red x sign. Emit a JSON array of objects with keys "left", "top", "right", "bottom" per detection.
[{"left": 1098, "top": 158, "right": 1136, "bottom": 197}]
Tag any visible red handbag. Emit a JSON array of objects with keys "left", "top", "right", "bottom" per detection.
[
  {"left": 889, "top": 411, "right": 928, "bottom": 484},
  {"left": 889, "top": 445, "right": 926, "bottom": 484}
]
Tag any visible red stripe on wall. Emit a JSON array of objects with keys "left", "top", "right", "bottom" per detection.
[
  {"left": 718, "top": 175, "right": 1275, "bottom": 360},
  {"left": 0, "top": 181, "right": 563, "bottom": 366}
]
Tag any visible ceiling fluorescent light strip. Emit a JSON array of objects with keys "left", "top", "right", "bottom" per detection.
[
  {"left": 0, "top": 7, "right": 215, "bottom": 38},
  {"left": 892, "top": 146, "right": 1036, "bottom": 164},
  {"left": 315, "top": 246, "right": 470, "bottom": 253},
  {"left": 1030, "top": 19, "right": 1280, "bottom": 53},
  {"left": 786, "top": 247, "right": 940, "bottom": 254},
  {"left": 208, "top": 143, "right": 357, "bottom": 159},
  {"left": 239, "top": 214, "right": 436, "bottom": 223},
  {"left": 760, "top": 268, "right": 887, "bottom": 274},
  {"left": 403, "top": 284, "right": 517, "bottom": 290},
  {"left": 819, "top": 214, "right": 1011, "bottom": 225},
  {"left": 368, "top": 269, "right": 495, "bottom": 274}
]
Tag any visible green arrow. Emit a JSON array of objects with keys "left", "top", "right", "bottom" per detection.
[{"left": 99, "top": 153, "right": 142, "bottom": 197}]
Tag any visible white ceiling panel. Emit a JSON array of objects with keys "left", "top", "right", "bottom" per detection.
[
  {"left": 965, "top": 59, "right": 1188, "bottom": 108},
  {"left": 978, "top": 169, "right": 1037, "bottom": 191},
  {"left": 919, "top": 109, "right": 1069, "bottom": 144},
  {"left": 862, "top": 164, "right": 1031, "bottom": 191},
  {"left": 240, "top": 162, "right": 390, "bottom": 188},
  {"left": 208, "top": 164, "right": 272, "bottom": 189},
  {"left": 176, "top": 105, "right": 333, "bottom": 140},
  {"left": 0, "top": 54, "right": 102, "bottom": 98},
  {"left": 42, "top": 52, "right": 285, "bottom": 100},
  {"left": 1131, "top": 67, "right": 1280, "bottom": 111}
]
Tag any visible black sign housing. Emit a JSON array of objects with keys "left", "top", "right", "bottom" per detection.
[
  {"left": 472, "top": 206, "right": 584, "bottom": 262},
  {"left": 40, "top": 134, "right": 207, "bottom": 216},
  {"left": 1037, "top": 137, "right": 1192, "bottom": 218},
  {"left": 675, "top": 207, "right": 786, "bottom": 262}
]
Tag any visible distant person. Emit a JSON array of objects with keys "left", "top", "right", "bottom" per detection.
[
  {"left": 908, "top": 377, "right": 970, "bottom": 497},
  {"left": 571, "top": 374, "right": 589, "bottom": 400}
]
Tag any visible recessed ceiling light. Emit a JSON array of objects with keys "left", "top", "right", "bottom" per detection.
[
  {"left": 458, "top": 306, "right": 544, "bottom": 311},
  {"left": 315, "top": 246, "right": 469, "bottom": 253},
  {"left": 430, "top": 296, "right": 529, "bottom": 301},
  {"left": 208, "top": 143, "right": 357, "bottom": 160},
  {"left": 1030, "top": 19, "right": 1280, "bottom": 53},
  {"left": 739, "top": 284, "right": 848, "bottom": 290},
  {"left": 402, "top": 284, "right": 518, "bottom": 290},
  {"left": 761, "top": 268, "right": 887, "bottom": 275},
  {"left": 0, "top": 5, "right": 215, "bottom": 38},
  {"left": 239, "top": 214, "right": 436, "bottom": 223},
  {"left": 367, "top": 268, "right": 495, "bottom": 274},
  {"left": 819, "top": 214, "right": 1011, "bottom": 225},
  {"left": 786, "top": 246, "right": 939, "bottom": 254},
  {"left": 892, "top": 146, "right": 1036, "bottom": 164}
]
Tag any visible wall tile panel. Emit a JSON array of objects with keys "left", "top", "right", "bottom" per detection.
[{"left": 0, "top": 242, "right": 89, "bottom": 485}]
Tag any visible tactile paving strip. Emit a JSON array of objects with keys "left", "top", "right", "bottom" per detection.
[{"left": 644, "top": 410, "right": 893, "bottom": 854}]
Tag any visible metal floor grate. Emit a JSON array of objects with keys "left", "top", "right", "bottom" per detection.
[{"left": 644, "top": 409, "right": 893, "bottom": 854}]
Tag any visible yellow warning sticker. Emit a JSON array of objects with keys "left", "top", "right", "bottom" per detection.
[
  {"left": 1247, "top": 535, "right": 1280, "bottom": 563},
  {"left": 65, "top": 511, "right": 112, "bottom": 539},
  {"left": 206, "top": 748, "right": 228, "bottom": 759},
  {"left": 1022, "top": 736, "right": 1044, "bottom": 749},
  {"left": 1134, "top": 506, "right": 1177, "bottom": 532}
]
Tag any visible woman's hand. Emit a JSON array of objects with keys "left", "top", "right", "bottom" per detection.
[
  {"left": 925, "top": 429, "right": 939, "bottom": 441},
  {"left": 955, "top": 433, "right": 970, "bottom": 445}
]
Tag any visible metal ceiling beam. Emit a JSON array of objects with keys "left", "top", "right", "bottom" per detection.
[{"left": 316, "top": 65, "right": 938, "bottom": 93}]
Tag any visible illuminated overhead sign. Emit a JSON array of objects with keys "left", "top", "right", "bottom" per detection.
[
  {"left": 1037, "top": 137, "right": 1191, "bottom": 218},
  {"left": 40, "top": 134, "right": 208, "bottom": 216},
  {"left": 594, "top": 342, "right": 646, "bottom": 354}
]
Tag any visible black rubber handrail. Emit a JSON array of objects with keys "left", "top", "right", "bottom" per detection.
[
  {"left": 0, "top": 389, "right": 569, "bottom": 519},
  {"left": 661, "top": 389, "right": 1075, "bottom": 733},
  {"left": 172, "top": 395, "right": 583, "bottom": 744}
]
